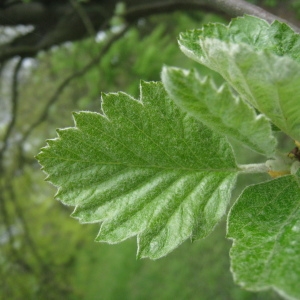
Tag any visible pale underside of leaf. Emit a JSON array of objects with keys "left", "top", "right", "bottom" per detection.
[
  {"left": 161, "top": 66, "right": 276, "bottom": 156},
  {"left": 37, "top": 81, "right": 238, "bottom": 259},
  {"left": 179, "top": 15, "right": 300, "bottom": 63},
  {"left": 178, "top": 15, "right": 300, "bottom": 141},
  {"left": 227, "top": 172, "right": 300, "bottom": 299}
]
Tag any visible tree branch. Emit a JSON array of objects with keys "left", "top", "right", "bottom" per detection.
[
  {"left": 0, "top": 2, "right": 48, "bottom": 25},
  {"left": 0, "top": 3, "right": 113, "bottom": 63},
  {"left": 124, "top": 0, "right": 300, "bottom": 32},
  {"left": 124, "top": 1, "right": 228, "bottom": 22},
  {"left": 0, "top": 57, "right": 23, "bottom": 165},
  {"left": 209, "top": 0, "right": 300, "bottom": 32},
  {"left": 1, "top": 0, "right": 300, "bottom": 65},
  {"left": 69, "top": 0, "right": 96, "bottom": 37},
  {"left": 20, "top": 24, "right": 130, "bottom": 145}
]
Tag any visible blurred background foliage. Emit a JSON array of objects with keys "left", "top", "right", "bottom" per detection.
[{"left": 0, "top": 1, "right": 299, "bottom": 299}]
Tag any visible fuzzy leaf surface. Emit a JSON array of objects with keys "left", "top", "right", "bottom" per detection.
[
  {"left": 227, "top": 171, "right": 300, "bottom": 300},
  {"left": 179, "top": 15, "right": 300, "bottom": 141},
  {"left": 161, "top": 66, "right": 276, "bottom": 156},
  {"left": 37, "top": 81, "right": 238, "bottom": 259}
]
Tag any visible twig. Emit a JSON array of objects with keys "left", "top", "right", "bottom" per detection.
[
  {"left": 20, "top": 24, "right": 130, "bottom": 145},
  {"left": 0, "top": 58, "right": 23, "bottom": 166},
  {"left": 69, "top": 0, "right": 96, "bottom": 37},
  {"left": 124, "top": 1, "right": 228, "bottom": 21},
  {"left": 124, "top": 0, "right": 300, "bottom": 33},
  {"left": 209, "top": 0, "right": 300, "bottom": 31}
]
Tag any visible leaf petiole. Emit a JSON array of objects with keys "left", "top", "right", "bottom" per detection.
[{"left": 238, "top": 163, "right": 269, "bottom": 174}]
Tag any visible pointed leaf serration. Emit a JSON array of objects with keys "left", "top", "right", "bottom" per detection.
[
  {"left": 179, "top": 15, "right": 300, "bottom": 142},
  {"left": 37, "top": 81, "right": 238, "bottom": 259},
  {"left": 162, "top": 66, "right": 276, "bottom": 156}
]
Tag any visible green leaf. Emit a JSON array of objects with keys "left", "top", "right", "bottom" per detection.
[
  {"left": 178, "top": 15, "right": 300, "bottom": 141},
  {"left": 227, "top": 171, "right": 300, "bottom": 299},
  {"left": 161, "top": 66, "right": 276, "bottom": 156},
  {"left": 37, "top": 81, "right": 239, "bottom": 259}
]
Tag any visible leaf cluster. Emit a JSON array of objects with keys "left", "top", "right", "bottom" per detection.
[{"left": 37, "top": 15, "right": 300, "bottom": 300}]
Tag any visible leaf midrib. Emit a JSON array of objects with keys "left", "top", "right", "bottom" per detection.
[{"left": 44, "top": 155, "right": 239, "bottom": 172}]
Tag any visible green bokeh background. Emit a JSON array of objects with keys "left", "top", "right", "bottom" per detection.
[{"left": 1, "top": 2, "right": 297, "bottom": 298}]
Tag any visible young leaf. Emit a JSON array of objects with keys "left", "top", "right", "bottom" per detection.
[
  {"left": 227, "top": 171, "right": 300, "bottom": 300},
  {"left": 37, "top": 81, "right": 239, "bottom": 259},
  {"left": 161, "top": 66, "right": 276, "bottom": 156},
  {"left": 178, "top": 15, "right": 300, "bottom": 142}
]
